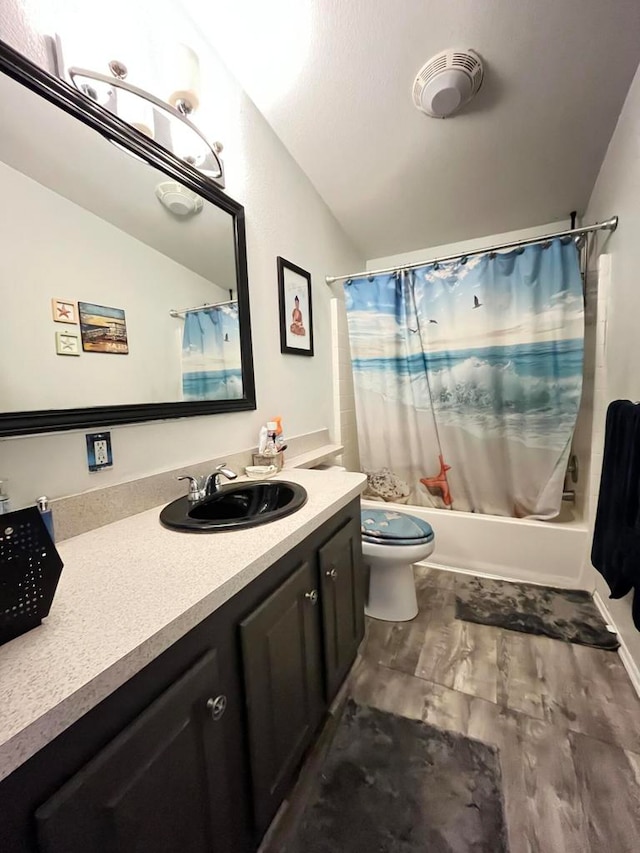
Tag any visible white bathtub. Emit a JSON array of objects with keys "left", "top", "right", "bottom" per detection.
[{"left": 361, "top": 499, "right": 589, "bottom": 588}]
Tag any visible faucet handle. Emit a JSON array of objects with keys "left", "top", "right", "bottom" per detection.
[
  {"left": 215, "top": 463, "right": 238, "bottom": 480},
  {"left": 177, "top": 475, "right": 202, "bottom": 502}
]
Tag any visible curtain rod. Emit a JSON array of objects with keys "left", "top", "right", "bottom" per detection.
[
  {"left": 325, "top": 216, "right": 618, "bottom": 285},
  {"left": 169, "top": 299, "right": 237, "bottom": 318}
]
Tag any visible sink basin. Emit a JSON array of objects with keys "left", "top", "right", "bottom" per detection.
[{"left": 160, "top": 480, "right": 308, "bottom": 532}]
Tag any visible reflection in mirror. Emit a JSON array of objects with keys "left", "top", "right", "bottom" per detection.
[
  {"left": 178, "top": 301, "right": 242, "bottom": 401},
  {"left": 0, "top": 56, "right": 250, "bottom": 427}
]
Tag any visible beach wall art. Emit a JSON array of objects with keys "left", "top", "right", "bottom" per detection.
[
  {"left": 181, "top": 303, "right": 243, "bottom": 401},
  {"left": 78, "top": 302, "right": 129, "bottom": 355},
  {"left": 344, "top": 239, "right": 584, "bottom": 519}
]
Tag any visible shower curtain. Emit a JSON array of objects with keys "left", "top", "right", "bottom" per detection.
[
  {"left": 345, "top": 239, "right": 584, "bottom": 518},
  {"left": 181, "top": 304, "right": 243, "bottom": 401}
]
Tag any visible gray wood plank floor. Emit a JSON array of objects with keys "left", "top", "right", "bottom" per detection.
[{"left": 262, "top": 566, "right": 640, "bottom": 853}]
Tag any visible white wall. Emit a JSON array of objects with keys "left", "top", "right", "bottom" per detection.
[
  {"left": 330, "top": 296, "right": 359, "bottom": 471},
  {"left": 0, "top": 160, "right": 228, "bottom": 410},
  {"left": 0, "top": 1, "right": 363, "bottom": 507},
  {"left": 582, "top": 60, "right": 640, "bottom": 673},
  {"left": 366, "top": 221, "right": 571, "bottom": 271}
]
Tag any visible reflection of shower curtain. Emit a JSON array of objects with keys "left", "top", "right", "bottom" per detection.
[
  {"left": 181, "top": 304, "right": 243, "bottom": 401},
  {"left": 344, "top": 239, "right": 584, "bottom": 518}
]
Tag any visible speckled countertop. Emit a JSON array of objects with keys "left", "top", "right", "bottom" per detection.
[{"left": 0, "top": 469, "right": 366, "bottom": 783}]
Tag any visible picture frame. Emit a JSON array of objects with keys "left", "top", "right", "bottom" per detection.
[
  {"left": 78, "top": 302, "right": 129, "bottom": 355},
  {"left": 55, "top": 331, "right": 80, "bottom": 356},
  {"left": 277, "top": 256, "right": 314, "bottom": 356},
  {"left": 51, "top": 298, "right": 77, "bottom": 324}
]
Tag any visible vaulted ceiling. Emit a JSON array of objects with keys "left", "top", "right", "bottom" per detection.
[{"left": 184, "top": 0, "right": 640, "bottom": 258}]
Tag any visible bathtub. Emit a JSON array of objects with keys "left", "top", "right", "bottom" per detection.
[{"left": 361, "top": 499, "right": 590, "bottom": 588}]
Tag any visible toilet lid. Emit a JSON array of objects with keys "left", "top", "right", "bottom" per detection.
[{"left": 360, "top": 509, "right": 434, "bottom": 543}]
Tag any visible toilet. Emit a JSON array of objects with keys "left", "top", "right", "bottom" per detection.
[{"left": 361, "top": 508, "right": 435, "bottom": 622}]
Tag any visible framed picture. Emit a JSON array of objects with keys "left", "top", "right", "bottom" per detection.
[
  {"left": 78, "top": 302, "right": 129, "bottom": 354},
  {"left": 51, "top": 298, "right": 77, "bottom": 324},
  {"left": 55, "top": 331, "right": 80, "bottom": 356},
  {"left": 277, "top": 256, "right": 314, "bottom": 356}
]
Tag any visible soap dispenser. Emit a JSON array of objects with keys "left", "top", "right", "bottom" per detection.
[
  {"left": 264, "top": 422, "right": 279, "bottom": 456},
  {"left": 0, "top": 480, "right": 11, "bottom": 515},
  {"left": 36, "top": 496, "right": 55, "bottom": 542}
]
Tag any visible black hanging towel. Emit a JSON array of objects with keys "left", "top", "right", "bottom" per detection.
[{"left": 591, "top": 400, "right": 640, "bottom": 629}]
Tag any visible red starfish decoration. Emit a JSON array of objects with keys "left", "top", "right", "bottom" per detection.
[
  {"left": 420, "top": 455, "right": 453, "bottom": 507},
  {"left": 57, "top": 304, "right": 72, "bottom": 318}
]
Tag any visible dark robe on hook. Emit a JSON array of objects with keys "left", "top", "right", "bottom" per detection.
[{"left": 591, "top": 400, "right": 640, "bottom": 629}]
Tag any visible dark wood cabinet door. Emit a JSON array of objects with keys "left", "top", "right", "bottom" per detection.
[
  {"left": 36, "top": 649, "right": 233, "bottom": 853},
  {"left": 319, "top": 519, "right": 365, "bottom": 701},
  {"left": 240, "top": 559, "right": 323, "bottom": 833}
]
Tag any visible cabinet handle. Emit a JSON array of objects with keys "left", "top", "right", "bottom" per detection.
[
  {"left": 304, "top": 589, "right": 319, "bottom": 605},
  {"left": 326, "top": 568, "right": 338, "bottom": 580},
  {"left": 206, "top": 694, "right": 227, "bottom": 721}
]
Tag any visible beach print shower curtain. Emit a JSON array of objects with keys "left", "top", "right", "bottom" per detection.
[
  {"left": 345, "top": 239, "right": 584, "bottom": 518},
  {"left": 181, "top": 304, "right": 243, "bottom": 401}
]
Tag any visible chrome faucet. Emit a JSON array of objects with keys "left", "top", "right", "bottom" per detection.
[
  {"left": 178, "top": 463, "right": 237, "bottom": 503},
  {"left": 204, "top": 463, "right": 238, "bottom": 496}
]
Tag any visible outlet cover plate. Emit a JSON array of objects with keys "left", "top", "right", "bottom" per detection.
[{"left": 86, "top": 432, "right": 113, "bottom": 472}]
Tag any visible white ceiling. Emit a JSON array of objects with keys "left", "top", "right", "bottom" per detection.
[{"left": 183, "top": 0, "right": 640, "bottom": 259}]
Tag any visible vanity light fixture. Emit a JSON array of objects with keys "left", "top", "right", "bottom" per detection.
[{"left": 53, "top": 35, "right": 225, "bottom": 188}]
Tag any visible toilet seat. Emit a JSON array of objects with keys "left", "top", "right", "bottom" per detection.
[
  {"left": 361, "top": 508, "right": 434, "bottom": 545},
  {"left": 362, "top": 534, "right": 433, "bottom": 546}
]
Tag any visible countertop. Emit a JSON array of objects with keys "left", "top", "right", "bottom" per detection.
[{"left": 0, "top": 469, "right": 366, "bottom": 783}]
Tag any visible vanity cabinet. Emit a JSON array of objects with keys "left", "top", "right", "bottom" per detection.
[
  {"left": 0, "top": 499, "right": 363, "bottom": 853},
  {"left": 240, "top": 519, "right": 363, "bottom": 833},
  {"left": 241, "top": 560, "right": 324, "bottom": 831},
  {"left": 318, "top": 521, "right": 365, "bottom": 701},
  {"left": 36, "top": 649, "right": 233, "bottom": 853}
]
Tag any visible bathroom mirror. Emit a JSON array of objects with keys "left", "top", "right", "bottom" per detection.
[{"left": 0, "top": 42, "right": 255, "bottom": 436}]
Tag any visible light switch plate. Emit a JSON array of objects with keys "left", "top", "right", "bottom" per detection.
[{"left": 86, "top": 432, "right": 113, "bottom": 472}]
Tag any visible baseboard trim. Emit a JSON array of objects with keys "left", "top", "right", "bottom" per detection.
[
  {"left": 593, "top": 591, "right": 640, "bottom": 699},
  {"left": 418, "top": 559, "right": 576, "bottom": 589}
]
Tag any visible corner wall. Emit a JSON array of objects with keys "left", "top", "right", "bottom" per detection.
[
  {"left": 0, "top": 1, "right": 363, "bottom": 507},
  {"left": 582, "top": 59, "right": 640, "bottom": 673}
]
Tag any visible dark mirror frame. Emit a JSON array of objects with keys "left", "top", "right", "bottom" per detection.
[{"left": 0, "top": 40, "right": 256, "bottom": 437}]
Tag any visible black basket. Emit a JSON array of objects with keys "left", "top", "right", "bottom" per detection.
[{"left": 0, "top": 506, "right": 64, "bottom": 646}]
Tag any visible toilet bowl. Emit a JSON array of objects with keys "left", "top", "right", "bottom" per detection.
[{"left": 361, "top": 508, "right": 435, "bottom": 622}]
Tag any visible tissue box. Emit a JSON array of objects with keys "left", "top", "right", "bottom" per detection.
[{"left": 252, "top": 451, "right": 284, "bottom": 471}]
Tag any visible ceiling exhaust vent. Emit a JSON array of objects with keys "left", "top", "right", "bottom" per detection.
[
  {"left": 412, "top": 49, "right": 484, "bottom": 118},
  {"left": 155, "top": 182, "right": 203, "bottom": 217}
]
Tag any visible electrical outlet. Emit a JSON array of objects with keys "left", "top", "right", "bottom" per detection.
[
  {"left": 94, "top": 440, "right": 109, "bottom": 466},
  {"left": 86, "top": 432, "right": 113, "bottom": 472}
]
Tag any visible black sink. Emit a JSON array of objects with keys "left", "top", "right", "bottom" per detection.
[{"left": 160, "top": 480, "right": 308, "bottom": 532}]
